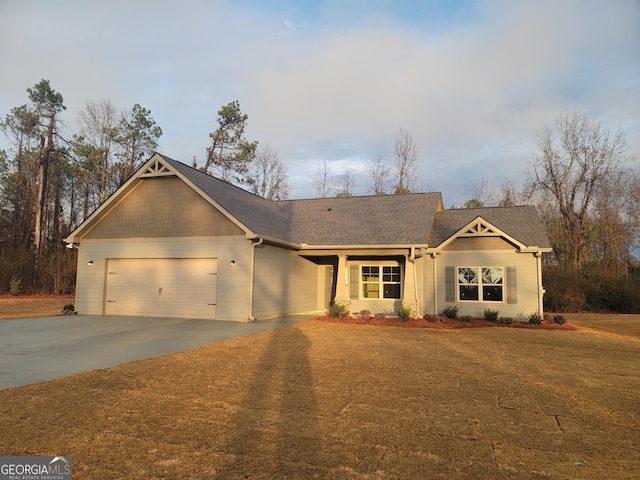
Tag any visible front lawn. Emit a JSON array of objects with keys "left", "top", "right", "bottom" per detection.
[{"left": 1, "top": 315, "right": 638, "bottom": 479}]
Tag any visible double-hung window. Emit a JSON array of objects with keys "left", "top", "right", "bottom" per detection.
[
  {"left": 361, "top": 265, "right": 401, "bottom": 299},
  {"left": 457, "top": 267, "right": 503, "bottom": 302}
]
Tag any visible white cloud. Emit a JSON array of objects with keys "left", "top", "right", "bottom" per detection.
[{"left": 1, "top": 0, "right": 638, "bottom": 206}]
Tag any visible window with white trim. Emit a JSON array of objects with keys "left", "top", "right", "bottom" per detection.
[
  {"left": 457, "top": 266, "right": 503, "bottom": 302},
  {"left": 361, "top": 265, "right": 401, "bottom": 299}
]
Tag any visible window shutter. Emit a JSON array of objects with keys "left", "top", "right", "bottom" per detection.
[
  {"left": 445, "top": 266, "right": 455, "bottom": 302},
  {"left": 349, "top": 265, "right": 359, "bottom": 299},
  {"left": 506, "top": 266, "right": 517, "bottom": 304}
]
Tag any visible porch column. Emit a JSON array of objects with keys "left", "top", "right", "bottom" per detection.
[
  {"left": 334, "top": 254, "right": 349, "bottom": 305},
  {"left": 403, "top": 255, "right": 419, "bottom": 315}
]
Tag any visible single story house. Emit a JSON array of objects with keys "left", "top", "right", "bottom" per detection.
[{"left": 64, "top": 153, "right": 552, "bottom": 322}]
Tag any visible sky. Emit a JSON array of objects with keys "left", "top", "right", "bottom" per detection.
[{"left": 1, "top": 0, "right": 639, "bottom": 207}]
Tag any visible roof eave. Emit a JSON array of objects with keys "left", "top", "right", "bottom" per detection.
[{"left": 299, "top": 243, "right": 430, "bottom": 250}]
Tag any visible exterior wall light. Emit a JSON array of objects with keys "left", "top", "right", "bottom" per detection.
[
  {"left": 88, "top": 261, "right": 94, "bottom": 266},
  {"left": 229, "top": 260, "right": 236, "bottom": 266}
]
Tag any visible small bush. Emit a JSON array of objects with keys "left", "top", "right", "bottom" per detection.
[
  {"left": 396, "top": 305, "right": 412, "bottom": 321},
  {"left": 442, "top": 305, "right": 459, "bottom": 319},
  {"left": 338, "top": 310, "right": 350, "bottom": 320},
  {"left": 374, "top": 312, "right": 386, "bottom": 320},
  {"left": 500, "top": 316, "right": 513, "bottom": 325},
  {"left": 484, "top": 308, "right": 499, "bottom": 322},
  {"left": 459, "top": 314, "right": 472, "bottom": 322},
  {"left": 329, "top": 302, "right": 347, "bottom": 318},
  {"left": 528, "top": 312, "right": 543, "bottom": 325},
  {"left": 9, "top": 275, "right": 21, "bottom": 296},
  {"left": 553, "top": 315, "right": 566, "bottom": 325},
  {"left": 360, "top": 309, "right": 372, "bottom": 320}
]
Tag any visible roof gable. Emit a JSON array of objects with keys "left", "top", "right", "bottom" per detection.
[
  {"left": 65, "top": 154, "right": 255, "bottom": 242},
  {"left": 437, "top": 216, "right": 526, "bottom": 251},
  {"left": 429, "top": 207, "right": 552, "bottom": 251}
]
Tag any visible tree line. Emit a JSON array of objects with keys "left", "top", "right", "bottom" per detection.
[{"left": 1, "top": 80, "right": 639, "bottom": 312}]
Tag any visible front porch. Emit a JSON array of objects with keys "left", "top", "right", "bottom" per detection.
[{"left": 301, "top": 249, "right": 424, "bottom": 317}]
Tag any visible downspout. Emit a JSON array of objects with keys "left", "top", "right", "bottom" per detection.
[
  {"left": 248, "top": 237, "right": 264, "bottom": 322},
  {"left": 431, "top": 252, "right": 438, "bottom": 315},
  {"left": 409, "top": 247, "right": 420, "bottom": 316},
  {"left": 407, "top": 247, "right": 420, "bottom": 315},
  {"left": 536, "top": 251, "right": 544, "bottom": 315}
]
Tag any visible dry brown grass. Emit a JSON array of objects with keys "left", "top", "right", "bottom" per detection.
[
  {"left": 1, "top": 314, "right": 639, "bottom": 479},
  {"left": 0, "top": 294, "right": 75, "bottom": 320}
]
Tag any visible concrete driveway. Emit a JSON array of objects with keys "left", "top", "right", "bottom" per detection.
[{"left": 0, "top": 314, "right": 315, "bottom": 390}]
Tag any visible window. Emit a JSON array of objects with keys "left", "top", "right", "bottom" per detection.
[
  {"left": 361, "top": 265, "right": 401, "bottom": 299},
  {"left": 457, "top": 267, "right": 503, "bottom": 302}
]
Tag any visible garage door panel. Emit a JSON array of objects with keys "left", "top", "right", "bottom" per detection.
[{"left": 106, "top": 258, "right": 217, "bottom": 319}]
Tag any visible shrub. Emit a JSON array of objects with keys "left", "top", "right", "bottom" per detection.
[
  {"left": 338, "top": 310, "right": 350, "bottom": 320},
  {"left": 9, "top": 275, "right": 21, "bottom": 296},
  {"left": 442, "top": 305, "right": 459, "bottom": 319},
  {"left": 484, "top": 308, "right": 499, "bottom": 322},
  {"left": 460, "top": 314, "right": 472, "bottom": 322},
  {"left": 500, "top": 316, "right": 513, "bottom": 325},
  {"left": 553, "top": 315, "right": 566, "bottom": 325},
  {"left": 396, "top": 305, "right": 412, "bottom": 321},
  {"left": 528, "top": 312, "right": 543, "bottom": 325},
  {"left": 360, "top": 310, "right": 372, "bottom": 320},
  {"left": 374, "top": 312, "right": 386, "bottom": 320},
  {"left": 329, "top": 301, "right": 347, "bottom": 318}
]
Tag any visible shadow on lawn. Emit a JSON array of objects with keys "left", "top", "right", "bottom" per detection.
[{"left": 218, "top": 326, "right": 321, "bottom": 477}]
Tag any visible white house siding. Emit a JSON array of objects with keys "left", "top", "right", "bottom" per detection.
[
  {"left": 252, "top": 245, "right": 319, "bottom": 319},
  {"left": 433, "top": 248, "right": 541, "bottom": 319},
  {"left": 74, "top": 236, "right": 252, "bottom": 321}
]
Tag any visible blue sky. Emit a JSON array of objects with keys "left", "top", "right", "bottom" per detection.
[{"left": 1, "top": 0, "right": 638, "bottom": 206}]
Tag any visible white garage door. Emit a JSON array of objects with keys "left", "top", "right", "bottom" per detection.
[{"left": 106, "top": 259, "right": 217, "bottom": 319}]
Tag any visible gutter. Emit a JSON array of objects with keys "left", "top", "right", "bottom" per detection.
[{"left": 247, "top": 237, "right": 264, "bottom": 321}]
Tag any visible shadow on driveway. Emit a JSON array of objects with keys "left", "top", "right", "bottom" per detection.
[{"left": 0, "top": 314, "right": 315, "bottom": 390}]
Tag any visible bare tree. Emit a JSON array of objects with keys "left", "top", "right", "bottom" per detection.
[
  {"left": 526, "top": 111, "right": 629, "bottom": 268},
  {"left": 76, "top": 100, "right": 117, "bottom": 203},
  {"left": 365, "top": 154, "right": 390, "bottom": 195},
  {"left": 393, "top": 128, "right": 418, "bottom": 194},
  {"left": 591, "top": 172, "right": 635, "bottom": 275},
  {"left": 246, "top": 145, "right": 291, "bottom": 200},
  {"left": 628, "top": 168, "right": 640, "bottom": 249},
  {"left": 312, "top": 159, "right": 334, "bottom": 198},
  {"left": 465, "top": 178, "right": 525, "bottom": 208},
  {"left": 336, "top": 164, "right": 356, "bottom": 197}
]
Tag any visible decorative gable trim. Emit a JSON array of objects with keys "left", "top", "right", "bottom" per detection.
[
  {"left": 140, "top": 158, "right": 174, "bottom": 177},
  {"left": 436, "top": 216, "right": 528, "bottom": 252},
  {"left": 459, "top": 218, "right": 500, "bottom": 237}
]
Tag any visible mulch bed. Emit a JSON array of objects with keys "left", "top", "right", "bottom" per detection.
[{"left": 316, "top": 314, "right": 578, "bottom": 330}]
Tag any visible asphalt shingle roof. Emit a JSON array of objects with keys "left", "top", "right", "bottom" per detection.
[{"left": 162, "top": 155, "right": 550, "bottom": 249}]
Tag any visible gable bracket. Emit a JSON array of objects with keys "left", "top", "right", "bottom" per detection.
[
  {"left": 459, "top": 219, "right": 499, "bottom": 237},
  {"left": 140, "top": 158, "right": 175, "bottom": 178}
]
